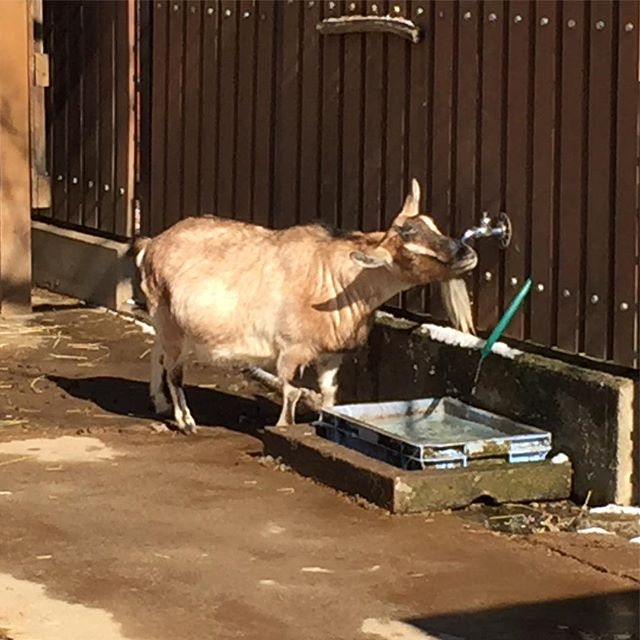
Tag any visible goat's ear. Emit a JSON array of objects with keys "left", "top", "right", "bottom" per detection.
[{"left": 350, "top": 246, "right": 393, "bottom": 269}]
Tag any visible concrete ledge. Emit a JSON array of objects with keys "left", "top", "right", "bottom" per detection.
[
  {"left": 264, "top": 425, "right": 572, "bottom": 513},
  {"left": 337, "top": 315, "right": 637, "bottom": 506},
  {"left": 32, "top": 221, "right": 135, "bottom": 311}
]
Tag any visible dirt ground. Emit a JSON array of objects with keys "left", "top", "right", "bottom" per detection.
[{"left": 0, "top": 291, "right": 638, "bottom": 640}]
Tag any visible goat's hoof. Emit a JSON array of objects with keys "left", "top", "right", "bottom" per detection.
[{"left": 178, "top": 419, "right": 198, "bottom": 435}]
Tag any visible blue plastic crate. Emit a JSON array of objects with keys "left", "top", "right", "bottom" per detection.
[{"left": 315, "top": 397, "right": 552, "bottom": 471}]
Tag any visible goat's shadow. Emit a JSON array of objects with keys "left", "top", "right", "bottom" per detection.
[{"left": 48, "top": 374, "right": 292, "bottom": 433}]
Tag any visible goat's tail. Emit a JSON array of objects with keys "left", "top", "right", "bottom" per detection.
[{"left": 128, "top": 236, "right": 152, "bottom": 269}]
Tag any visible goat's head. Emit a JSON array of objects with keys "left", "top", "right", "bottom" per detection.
[{"left": 350, "top": 179, "right": 478, "bottom": 284}]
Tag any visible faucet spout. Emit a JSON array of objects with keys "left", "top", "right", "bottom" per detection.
[{"left": 461, "top": 212, "right": 512, "bottom": 248}]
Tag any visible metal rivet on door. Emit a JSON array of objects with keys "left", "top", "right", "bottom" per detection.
[
  {"left": 349, "top": 2, "right": 356, "bottom": 10},
  {"left": 243, "top": 10, "right": 250, "bottom": 18},
  {"left": 510, "top": 277, "right": 518, "bottom": 287},
  {"left": 513, "top": 14, "right": 522, "bottom": 23},
  {"left": 536, "top": 283, "right": 544, "bottom": 292},
  {"left": 173, "top": 3, "right": 179, "bottom": 11},
  {"left": 625, "top": 22, "right": 635, "bottom": 32},
  {"left": 590, "top": 294, "right": 599, "bottom": 304},
  {"left": 71, "top": 177, "right": 78, "bottom": 184},
  {"left": 567, "top": 19, "right": 576, "bottom": 28},
  {"left": 371, "top": 4, "right": 378, "bottom": 13},
  {"left": 488, "top": 12, "right": 497, "bottom": 22},
  {"left": 484, "top": 271, "right": 492, "bottom": 282},
  {"left": 539, "top": 16, "right": 549, "bottom": 26},
  {"left": 562, "top": 289, "right": 571, "bottom": 298},
  {"left": 56, "top": 175, "right": 63, "bottom": 181},
  {"left": 88, "top": 180, "right": 94, "bottom": 188},
  {"left": 190, "top": 5, "right": 196, "bottom": 13},
  {"left": 463, "top": 11, "right": 471, "bottom": 20},
  {"left": 119, "top": 187, "right": 125, "bottom": 196},
  {"left": 104, "top": 184, "right": 110, "bottom": 192},
  {"left": 619, "top": 302, "right": 629, "bottom": 311},
  {"left": 416, "top": 7, "right": 424, "bottom": 16},
  {"left": 207, "top": 7, "right": 214, "bottom": 15},
  {"left": 328, "top": 1, "right": 335, "bottom": 9},
  {"left": 595, "top": 20, "right": 605, "bottom": 30},
  {"left": 393, "top": 5, "right": 401, "bottom": 14}
]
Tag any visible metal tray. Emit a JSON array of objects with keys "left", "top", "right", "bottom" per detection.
[{"left": 315, "top": 397, "right": 552, "bottom": 470}]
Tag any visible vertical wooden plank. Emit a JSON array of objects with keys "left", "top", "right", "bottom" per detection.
[
  {"left": 82, "top": 0, "right": 99, "bottom": 230},
  {"left": 340, "top": 0, "right": 364, "bottom": 231},
  {"left": 584, "top": 0, "right": 614, "bottom": 359},
  {"left": 164, "top": 0, "right": 185, "bottom": 227},
  {"left": 319, "top": 0, "right": 341, "bottom": 228},
  {"left": 97, "top": 0, "right": 115, "bottom": 234},
  {"left": 556, "top": 0, "right": 586, "bottom": 354},
  {"left": 29, "top": 0, "right": 51, "bottom": 211},
  {"left": 66, "top": 1, "right": 83, "bottom": 226},
  {"left": 216, "top": 0, "right": 238, "bottom": 217},
  {"left": 272, "top": 0, "right": 301, "bottom": 228},
  {"left": 234, "top": 0, "right": 257, "bottom": 222},
  {"left": 384, "top": 0, "right": 408, "bottom": 227},
  {"left": 503, "top": 0, "right": 532, "bottom": 340},
  {"left": 138, "top": 0, "right": 153, "bottom": 235},
  {"left": 430, "top": 0, "right": 455, "bottom": 232},
  {"left": 454, "top": 0, "right": 480, "bottom": 325},
  {"left": 199, "top": 1, "right": 219, "bottom": 216},
  {"left": 42, "top": 0, "right": 55, "bottom": 218},
  {"left": 405, "top": 0, "right": 434, "bottom": 314},
  {"left": 385, "top": 1, "right": 408, "bottom": 311},
  {"left": 362, "top": 0, "right": 387, "bottom": 232},
  {"left": 298, "top": 0, "right": 322, "bottom": 225},
  {"left": 476, "top": 0, "right": 506, "bottom": 331},
  {"left": 149, "top": 0, "right": 169, "bottom": 235},
  {"left": 612, "top": 0, "right": 639, "bottom": 367},
  {"left": 429, "top": 1, "right": 456, "bottom": 321},
  {"left": 51, "top": 2, "right": 69, "bottom": 224},
  {"left": 114, "top": 0, "right": 133, "bottom": 237},
  {"left": 182, "top": 1, "right": 203, "bottom": 219},
  {"left": 252, "top": 0, "right": 275, "bottom": 227},
  {"left": 0, "top": 0, "right": 32, "bottom": 313},
  {"left": 529, "top": 0, "right": 558, "bottom": 346}
]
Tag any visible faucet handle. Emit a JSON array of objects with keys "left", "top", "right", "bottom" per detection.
[{"left": 495, "top": 212, "right": 512, "bottom": 248}]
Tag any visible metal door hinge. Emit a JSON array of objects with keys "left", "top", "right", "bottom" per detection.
[{"left": 33, "top": 52, "right": 49, "bottom": 87}]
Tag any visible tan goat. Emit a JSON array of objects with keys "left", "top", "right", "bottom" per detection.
[{"left": 133, "top": 180, "right": 477, "bottom": 432}]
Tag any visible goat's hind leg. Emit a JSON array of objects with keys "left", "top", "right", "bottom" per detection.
[
  {"left": 149, "top": 340, "right": 171, "bottom": 415},
  {"left": 275, "top": 348, "right": 309, "bottom": 426}
]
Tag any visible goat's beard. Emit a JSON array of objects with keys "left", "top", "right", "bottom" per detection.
[{"left": 440, "top": 278, "right": 475, "bottom": 335}]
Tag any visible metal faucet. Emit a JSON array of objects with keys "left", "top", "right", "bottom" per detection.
[{"left": 461, "top": 212, "right": 512, "bottom": 248}]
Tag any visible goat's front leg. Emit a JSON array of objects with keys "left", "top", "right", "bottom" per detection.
[
  {"left": 163, "top": 351, "right": 197, "bottom": 435},
  {"left": 315, "top": 354, "right": 343, "bottom": 407}
]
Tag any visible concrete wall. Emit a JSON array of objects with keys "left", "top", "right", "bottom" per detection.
[
  {"left": 32, "top": 221, "right": 135, "bottom": 311},
  {"left": 338, "top": 315, "right": 637, "bottom": 507}
]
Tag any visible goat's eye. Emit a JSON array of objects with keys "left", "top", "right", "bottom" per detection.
[{"left": 394, "top": 224, "right": 417, "bottom": 241}]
